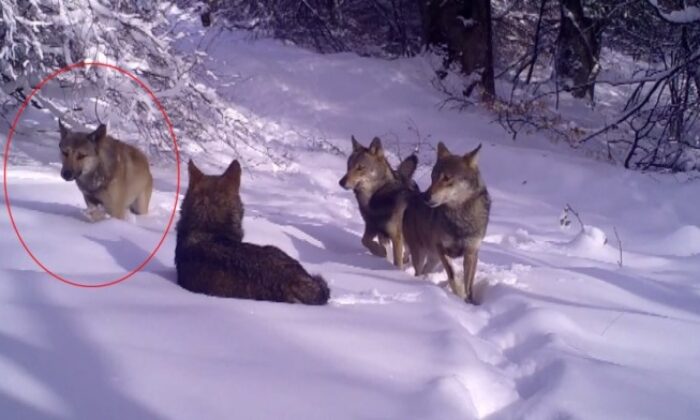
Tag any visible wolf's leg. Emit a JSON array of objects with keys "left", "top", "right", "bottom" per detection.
[
  {"left": 130, "top": 188, "right": 151, "bottom": 215},
  {"left": 102, "top": 195, "right": 127, "bottom": 220},
  {"left": 144, "top": 176, "right": 153, "bottom": 211},
  {"left": 83, "top": 207, "right": 107, "bottom": 222},
  {"left": 379, "top": 235, "right": 392, "bottom": 257},
  {"left": 408, "top": 244, "right": 424, "bottom": 276},
  {"left": 362, "top": 228, "right": 387, "bottom": 258},
  {"left": 425, "top": 254, "right": 441, "bottom": 274},
  {"left": 390, "top": 232, "right": 404, "bottom": 269},
  {"left": 463, "top": 248, "right": 479, "bottom": 303},
  {"left": 109, "top": 206, "right": 127, "bottom": 220},
  {"left": 438, "top": 246, "right": 464, "bottom": 298},
  {"left": 82, "top": 196, "right": 107, "bottom": 222}
]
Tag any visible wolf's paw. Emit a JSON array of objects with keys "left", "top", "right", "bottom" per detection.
[
  {"left": 83, "top": 206, "right": 108, "bottom": 223},
  {"left": 368, "top": 244, "right": 387, "bottom": 258}
]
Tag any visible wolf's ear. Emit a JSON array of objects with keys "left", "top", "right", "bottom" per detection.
[
  {"left": 351, "top": 135, "right": 363, "bottom": 152},
  {"left": 397, "top": 154, "right": 418, "bottom": 180},
  {"left": 58, "top": 119, "right": 69, "bottom": 139},
  {"left": 89, "top": 124, "right": 107, "bottom": 143},
  {"left": 188, "top": 159, "right": 204, "bottom": 186},
  {"left": 369, "top": 137, "right": 383, "bottom": 156},
  {"left": 463, "top": 143, "right": 482, "bottom": 168},
  {"left": 223, "top": 159, "right": 242, "bottom": 192},
  {"left": 437, "top": 142, "right": 451, "bottom": 160}
]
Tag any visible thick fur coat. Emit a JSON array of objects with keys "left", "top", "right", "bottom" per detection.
[{"left": 175, "top": 159, "right": 330, "bottom": 305}]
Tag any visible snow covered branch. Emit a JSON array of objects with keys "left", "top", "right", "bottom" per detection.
[
  {"left": 646, "top": 0, "right": 700, "bottom": 23},
  {"left": 0, "top": 1, "right": 284, "bottom": 165}
]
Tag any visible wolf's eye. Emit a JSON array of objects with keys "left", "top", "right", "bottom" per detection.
[
  {"left": 441, "top": 174, "right": 451, "bottom": 183},
  {"left": 356, "top": 164, "right": 365, "bottom": 171},
  {"left": 77, "top": 153, "right": 86, "bottom": 160},
  {"left": 61, "top": 150, "right": 68, "bottom": 157}
]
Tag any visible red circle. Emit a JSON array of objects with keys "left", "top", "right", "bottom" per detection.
[{"left": 2, "top": 61, "right": 181, "bottom": 288}]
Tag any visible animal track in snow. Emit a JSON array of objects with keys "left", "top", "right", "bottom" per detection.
[{"left": 330, "top": 289, "right": 422, "bottom": 305}]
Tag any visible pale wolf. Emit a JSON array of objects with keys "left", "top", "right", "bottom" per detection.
[
  {"left": 339, "top": 136, "right": 417, "bottom": 268},
  {"left": 175, "top": 159, "right": 330, "bottom": 305},
  {"left": 403, "top": 142, "right": 491, "bottom": 302},
  {"left": 58, "top": 120, "right": 153, "bottom": 221}
]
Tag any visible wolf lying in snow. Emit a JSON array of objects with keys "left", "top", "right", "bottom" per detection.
[{"left": 175, "top": 159, "right": 330, "bottom": 305}]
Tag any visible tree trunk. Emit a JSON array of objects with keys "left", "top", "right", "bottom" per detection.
[
  {"left": 422, "top": 0, "right": 496, "bottom": 99},
  {"left": 554, "top": 0, "right": 602, "bottom": 100}
]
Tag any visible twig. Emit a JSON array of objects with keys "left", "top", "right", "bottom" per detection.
[
  {"left": 600, "top": 312, "right": 624, "bottom": 336},
  {"left": 565, "top": 203, "right": 584, "bottom": 231},
  {"left": 613, "top": 226, "right": 623, "bottom": 268},
  {"left": 579, "top": 50, "right": 700, "bottom": 143}
]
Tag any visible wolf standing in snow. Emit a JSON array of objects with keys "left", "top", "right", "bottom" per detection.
[
  {"left": 58, "top": 120, "right": 153, "bottom": 221},
  {"left": 339, "top": 136, "right": 418, "bottom": 268},
  {"left": 175, "top": 159, "right": 330, "bottom": 305},
  {"left": 403, "top": 142, "right": 491, "bottom": 303}
]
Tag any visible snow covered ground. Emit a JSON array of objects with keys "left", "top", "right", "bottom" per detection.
[{"left": 2, "top": 14, "right": 700, "bottom": 420}]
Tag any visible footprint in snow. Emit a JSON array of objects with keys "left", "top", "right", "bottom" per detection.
[{"left": 331, "top": 289, "right": 422, "bottom": 305}]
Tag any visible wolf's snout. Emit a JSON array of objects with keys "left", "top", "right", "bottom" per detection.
[
  {"left": 339, "top": 175, "right": 349, "bottom": 189},
  {"left": 422, "top": 191, "right": 439, "bottom": 208},
  {"left": 61, "top": 169, "right": 74, "bottom": 181}
]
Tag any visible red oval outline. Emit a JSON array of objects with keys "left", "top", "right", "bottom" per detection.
[{"left": 2, "top": 61, "right": 181, "bottom": 288}]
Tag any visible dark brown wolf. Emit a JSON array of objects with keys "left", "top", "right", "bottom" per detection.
[
  {"left": 339, "top": 136, "right": 417, "bottom": 268},
  {"left": 58, "top": 120, "right": 153, "bottom": 221},
  {"left": 175, "top": 159, "right": 330, "bottom": 305},
  {"left": 403, "top": 142, "right": 491, "bottom": 302}
]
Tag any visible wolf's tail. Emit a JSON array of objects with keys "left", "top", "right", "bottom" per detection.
[{"left": 290, "top": 274, "right": 330, "bottom": 305}]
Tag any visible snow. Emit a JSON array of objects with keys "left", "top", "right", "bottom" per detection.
[
  {"left": 650, "top": 225, "right": 700, "bottom": 257},
  {"left": 2, "top": 14, "right": 700, "bottom": 420}
]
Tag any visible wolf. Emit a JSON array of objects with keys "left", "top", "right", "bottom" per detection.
[
  {"left": 175, "top": 159, "right": 330, "bottom": 305},
  {"left": 402, "top": 142, "right": 491, "bottom": 302},
  {"left": 339, "top": 136, "right": 418, "bottom": 268},
  {"left": 58, "top": 120, "right": 153, "bottom": 221}
]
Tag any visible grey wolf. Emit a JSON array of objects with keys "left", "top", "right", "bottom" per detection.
[
  {"left": 402, "top": 142, "right": 490, "bottom": 302},
  {"left": 339, "top": 136, "right": 417, "bottom": 268},
  {"left": 175, "top": 159, "right": 330, "bottom": 305},
  {"left": 58, "top": 120, "right": 153, "bottom": 221}
]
